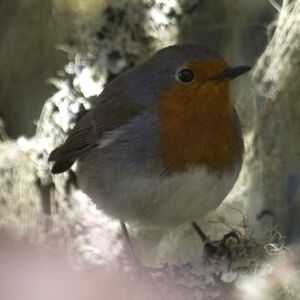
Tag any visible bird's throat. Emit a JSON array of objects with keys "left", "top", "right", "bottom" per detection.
[{"left": 158, "top": 81, "right": 241, "bottom": 172}]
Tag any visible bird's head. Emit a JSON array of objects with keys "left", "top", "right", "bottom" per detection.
[{"left": 126, "top": 44, "right": 251, "bottom": 171}]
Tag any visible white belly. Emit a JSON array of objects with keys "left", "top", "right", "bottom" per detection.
[{"left": 78, "top": 164, "right": 240, "bottom": 226}]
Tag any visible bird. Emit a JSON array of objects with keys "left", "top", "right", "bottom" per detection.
[{"left": 49, "top": 44, "right": 250, "bottom": 244}]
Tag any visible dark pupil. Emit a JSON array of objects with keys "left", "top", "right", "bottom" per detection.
[{"left": 178, "top": 69, "right": 194, "bottom": 83}]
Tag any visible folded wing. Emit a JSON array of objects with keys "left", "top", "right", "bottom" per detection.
[{"left": 49, "top": 96, "right": 140, "bottom": 174}]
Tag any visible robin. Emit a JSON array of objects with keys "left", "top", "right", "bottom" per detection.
[{"left": 49, "top": 44, "right": 250, "bottom": 247}]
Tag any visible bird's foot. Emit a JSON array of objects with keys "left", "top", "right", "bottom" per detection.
[{"left": 203, "top": 231, "right": 240, "bottom": 270}]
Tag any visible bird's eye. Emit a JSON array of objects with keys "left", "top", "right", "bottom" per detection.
[{"left": 176, "top": 68, "right": 195, "bottom": 83}]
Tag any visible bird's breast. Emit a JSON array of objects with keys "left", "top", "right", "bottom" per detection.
[{"left": 157, "top": 80, "right": 242, "bottom": 173}]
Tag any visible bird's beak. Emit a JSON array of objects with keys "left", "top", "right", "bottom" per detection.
[{"left": 212, "top": 65, "right": 251, "bottom": 81}]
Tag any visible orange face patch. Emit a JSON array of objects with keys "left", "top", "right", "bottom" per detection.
[{"left": 157, "top": 59, "right": 240, "bottom": 172}]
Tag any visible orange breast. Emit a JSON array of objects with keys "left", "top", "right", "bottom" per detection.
[{"left": 157, "top": 60, "right": 240, "bottom": 172}]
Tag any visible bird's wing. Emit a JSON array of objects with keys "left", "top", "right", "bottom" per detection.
[{"left": 49, "top": 96, "right": 140, "bottom": 174}]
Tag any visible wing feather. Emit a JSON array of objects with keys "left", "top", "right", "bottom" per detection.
[{"left": 49, "top": 96, "right": 140, "bottom": 173}]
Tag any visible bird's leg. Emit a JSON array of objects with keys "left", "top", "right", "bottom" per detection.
[
  {"left": 191, "top": 221, "right": 239, "bottom": 270},
  {"left": 121, "top": 222, "right": 138, "bottom": 264},
  {"left": 191, "top": 221, "right": 207, "bottom": 243},
  {"left": 121, "top": 221, "right": 151, "bottom": 276},
  {"left": 122, "top": 223, "right": 160, "bottom": 271},
  {"left": 191, "top": 221, "right": 220, "bottom": 256},
  {"left": 120, "top": 222, "right": 163, "bottom": 299}
]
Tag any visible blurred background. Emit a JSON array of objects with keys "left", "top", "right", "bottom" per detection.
[
  {"left": 1, "top": 0, "right": 300, "bottom": 299},
  {"left": 0, "top": 0, "right": 274, "bottom": 138}
]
